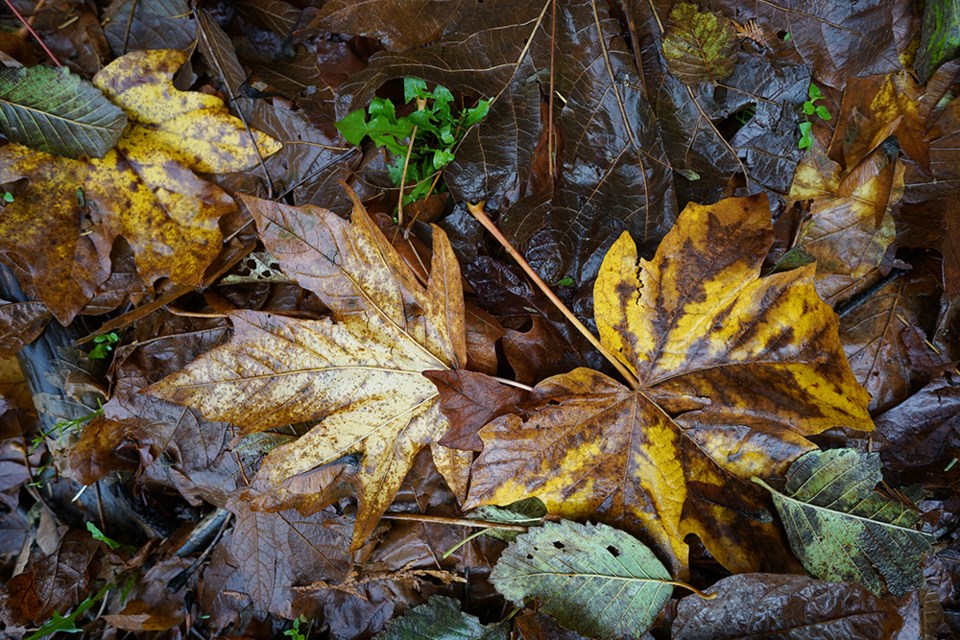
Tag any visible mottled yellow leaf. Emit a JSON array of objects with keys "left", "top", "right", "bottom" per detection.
[
  {"left": 149, "top": 194, "right": 471, "bottom": 549},
  {"left": 467, "top": 194, "right": 872, "bottom": 575},
  {"left": 0, "top": 49, "right": 279, "bottom": 323}
]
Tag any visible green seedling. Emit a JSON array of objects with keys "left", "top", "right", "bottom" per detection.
[
  {"left": 88, "top": 331, "right": 119, "bottom": 360},
  {"left": 25, "top": 582, "right": 113, "bottom": 640},
  {"left": 284, "top": 616, "right": 310, "bottom": 640},
  {"left": 30, "top": 405, "right": 104, "bottom": 453},
  {"left": 335, "top": 78, "right": 489, "bottom": 209},
  {"left": 798, "top": 82, "right": 831, "bottom": 150},
  {"left": 86, "top": 522, "right": 122, "bottom": 550},
  {"left": 3, "top": 191, "right": 14, "bottom": 203}
]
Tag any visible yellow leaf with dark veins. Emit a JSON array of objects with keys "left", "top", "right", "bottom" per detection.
[
  {"left": 0, "top": 49, "right": 279, "bottom": 323},
  {"left": 466, "top": 194, "right": 872, "bottom": 575},
  {"left": 149, "top": 193, "right": 471, "bottom": 550}
]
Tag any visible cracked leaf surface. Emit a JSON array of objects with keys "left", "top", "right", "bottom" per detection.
[{"left": 467, "top": 194, "right": 872, "bottom": 574}]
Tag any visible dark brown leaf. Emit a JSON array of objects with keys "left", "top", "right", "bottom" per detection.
[
  {"left": 875, "top": 374, "right": 960, "bottom": 472},
  {"left": 0, "top": 300, "right": 50, "bottom": 357},
  {"left": 673, "top": 573, "right": 903, "bottom": 639}
]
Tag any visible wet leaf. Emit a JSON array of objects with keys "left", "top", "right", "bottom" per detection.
[
  {"left": 782, "top": 141, "right": 902, "bottom": 304},
  {"left": 150, "top": 194, "right": 472, "bottom": 549},
  {"left": 915, "top": 0, "right": 960, "bottom": 82},
  {"left": 875, "top": 374, "right": 960, "bottom": 472},
  {"left": 754, "top": 448, "right": 933, "bottom": 596},
  {"left": 662, "top": 3, "right": 739, "bottom": 83},
  {"left": 468, "top": 497, "right": 546, "bottom": 543},
  {"left": 0, "top": 66, "right": 127, "bottom": 159},
  {"left": 0, "top": 49, "right": 280, "bottom": 324},
  {"left": 468, "top": 195, "right": 872, "bottom": 574},
  {"left": 673, "top": 573, "right": 903, "bottom": 639},
  {"left": 102, "top": 0, "right": 196, "bottom": 55},
  {"left": 312, "top": 1, "right": 464, "bottom": 50},
  {"left": 0, "top": 300, "right": 51, "bottom": 357},
  {"left": 374, "top": 595, "right": 508, "bottom": 640},
  {"left": 491, "top": 520, "right": 673, "bottom": 640}
]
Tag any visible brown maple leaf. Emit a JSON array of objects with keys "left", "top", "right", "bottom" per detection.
[
  {"left": 149, "top": 191, "right": 472, "bottom": 549},
  {"left": 465, "top": 194, "right": 873, "bottom": 575}
]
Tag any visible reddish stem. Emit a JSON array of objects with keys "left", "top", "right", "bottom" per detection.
[{"left": 4, "top": 0, "right": 61, "bottom": 67}]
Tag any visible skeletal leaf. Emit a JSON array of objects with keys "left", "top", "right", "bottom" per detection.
[
  {"left": 491, "top": 520, "right": 673, "bottom": 640},
  {"left": 468, "top": 195, "right": 872, "bottom": 574},
  {"left": 0, "top": 65, "right": 127, "bottom": 158},
  {"left": 753, "top": 448, "right": 933, "bottom": 596}
]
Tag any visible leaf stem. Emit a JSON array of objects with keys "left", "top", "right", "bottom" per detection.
[
  {"left": 4, "top": 0, "right": 61, "bottom": 67},
  {"left": 466, "top": 201, "right": 640, "bottom": 388},
  {"left": 381, "top": 512, "right": 529, "bottom": 532},
  {"left": 397, "top": 97, "right": 427, "bottom": 225},
  {"left": 665, "top": 580, "right": 717, "bottom": 599}
]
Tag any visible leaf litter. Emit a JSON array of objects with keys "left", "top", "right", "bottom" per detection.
[{"left": 0, "top": 2, "right": 956, "bottom": 639}]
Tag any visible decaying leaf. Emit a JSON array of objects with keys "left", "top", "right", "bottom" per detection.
[
  {"left": 875, "top": 374, "right": 960, "bottom": 472},
  {"left": 0, "top": 50, "right": 279, "bottom": 324},
  {"left": 373, "top": 595, "right": 508, "bottom": 640},
  {"left": 468, "top": 194, "right": 872, "bottom": 574},
  {"left": 0, "top": 300, "right": 51, "bottom": 357},
  {"left": 781, "top": 141, "right": 902, "bottom": 304},
  {"left": 754, "top": 448, "right": 933, "bottom": 596},
  {"left": 673, "top": 573, "right": 903, "bottom": 639},
  {"left": 102, "top": 0, "right": 196, "bottom": 55},
  {"left": 150, "top": 193, "right": 472, "bottom": 549},
  {"left": 0, "top": 65, "right": 127, "bottom": 158},
  {"left": 492, "top": 520, "right": 673, "bottom": 640},
  {"left": 662, "top": 3, "right": 739, "bottom": 84}
]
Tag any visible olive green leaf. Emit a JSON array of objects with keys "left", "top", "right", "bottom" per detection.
[
  {"left": 491, "top": 520, "right": 674, "bottom": 639},
  {"left": 662, "top": 3, "right": 739, "bottom": 83},
  {"left": 753, "top": 448, "right": 933, "bottom": 596},
  {"left": 373, "top": 596, "right": 508, "bottom": 640},
  {"left": 0, "top": 66, "right": 127, "bottom": 159}
]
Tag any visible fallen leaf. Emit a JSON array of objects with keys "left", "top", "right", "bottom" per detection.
[
  {"left": 373, "top": 595, "right": 508, "bottom": 640},
  {"left": 754, "top": 448, "right": 933, "bottom": 596},
  {"left": 662, "top": 3, "right": 740, "bottom": 83},
  {"left": 673, "top": 573, "right": 903, "bottom": 639},
  {"left": 782, "top": 141, "right": 902, "bottom": 304},
  {"left": 0, "top": 300, "right": 51, "bottom": 357},
  {"left": 491, "top": 520, "right": 673, "bottom": 640},
  {"left": 874, "top": 374, "right": 960, "bottom": 472},
  {"left": 467, "top": 194, "right": 872, "bottom": 574},
  {"left": 426, "top": 369, "right": 528, "bottom": 452},
  {"left": 102, "top": 0, "right": 196, "bottom": 55},
  {"left": 150, "top": 193, "right": 472, "bottom": 549},
  {"left": 915, "top": 0, "right": 960, "bottom": 82},
  {"left": 0, "top": 65, "right": 127, "bottom": 158},
  {"left": 0, "top": 49, "right": 280, "bottom": 324},
  {"left": 310, "top": 1, "right": 464, "bottom": 50}
]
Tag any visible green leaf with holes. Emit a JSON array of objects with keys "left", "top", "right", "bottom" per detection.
[
  {"left": 753, "top": 448, "right": 933, "bottom": 596},
  {"left": 491, "top": 520, "right": 674, "bottom": 639},
  {"left": 0, "top": 65, "right": 127, "bottom": 158}
]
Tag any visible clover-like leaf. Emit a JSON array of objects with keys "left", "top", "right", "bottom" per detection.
[{"left": 753, "top": 448, "right": 933, "bottom": 596}]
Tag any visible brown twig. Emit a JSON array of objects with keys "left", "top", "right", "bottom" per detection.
[
  {"left": 466, "top": 201, "right": 640, "bottom": 388},
  {"left": 397, "top": 97, "right": 427, "bottom": 225},
  {"left": 381, "top": 512, "right": 530, "bottom": 532},
  {"left": 4, "top": 0, "right": 61, "bottom": 66}
]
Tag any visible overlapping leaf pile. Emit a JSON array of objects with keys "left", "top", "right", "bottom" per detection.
[{"left": 0, "top": 1, "right": 957, "bottom": 640}]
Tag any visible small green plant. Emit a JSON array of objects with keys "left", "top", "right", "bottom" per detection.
[
  {"left": 335, "top": 78, "right": 489, "bottom": 209},
  {"left": 88, "top": 331, "right": 119, "bottom": 360},
  {"left": 86, "top": 522, "right": 122, "bottom": 550},
  {"left": 29, "top": 405, "right": 105, "bottom": 454},
  {"left": 284, "top": 616, "right": 310, "bottom": 640},
  {"left": 798, "top": 82, "right": 832, "bottom": 150},
  {"left": 3, "top": 191, "right": 14, "bottom": 203},
  {"left": 25, "top": 582, "right": 113, "bottom": 640}
]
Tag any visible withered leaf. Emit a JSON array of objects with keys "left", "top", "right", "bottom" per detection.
[
  {"left": 782, "top": 141, "right": 902, "bottom": 305},
  {"left": 0, "top": 49, "right": 280, "bottom": 324},
  {"left": 150, "top": 194, "right": 472, "bottom": 549},
  {"left": 0, "top": 300, "right": 51, "bottom": 357},
  {"left": 467, "top": 194, "right": 872, "bottom": 574},
  {"left": 662, "top": 3, "right": 739, "bottom": 84},
  {"left": 673, "top": 573, "right": 904, "bottom": 639},
  {"left": 875, "top": 374, "right": 960, "bottom": 472},
  {"left": 102, "top": 0, "right": 196, "bottom": 55}
]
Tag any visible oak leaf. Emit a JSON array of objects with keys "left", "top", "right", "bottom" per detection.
[
  {"left": 149, "top": 192, "right": 472, "bottom": 549},
  {"left": 0, "top": 49, "right": 280, "bottom": 323},
  {"left": 466, "top": 194, "right": 872, "bottom": 574}
]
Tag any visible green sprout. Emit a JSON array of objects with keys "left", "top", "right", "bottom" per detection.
[
  {"left": 798, "top": 82, "right": 832, "bottom": 150},
  {"left": 335, "top": 78, "right": 489, "bottom": 208},
  {"left": 88, "top": 331, "right": 119, "bottom": 360}
]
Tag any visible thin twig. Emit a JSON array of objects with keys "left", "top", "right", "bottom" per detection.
[
  {"left": 4, "top": 0, "right": 61, "bottom": 66},
  {"left": 547, "top": 0, "right": 557, "bottom": 180},
  {"left": 466, "top": 201, "right": 640, "bottom": 388},
  {"left": 381, "top": 512, "right": 530, "bottom": 532},
  {"left": 397, "top": 97, "right": 427, "bottom": 225}
]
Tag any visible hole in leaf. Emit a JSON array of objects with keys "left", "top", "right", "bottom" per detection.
[
  {"left": 526, "top": 553, "right": 534, "bottom": 560},
  {"left": 553, "top": 541, "right": 564, "bottom": 549},
  {"left": 714, "top": 103, "right": 757, "bottom": 142},
  {"left": 606, "top": 545, "right": 620, "bottom": 557}
]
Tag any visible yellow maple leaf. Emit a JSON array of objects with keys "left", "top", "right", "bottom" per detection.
[
  {"left": 465, "top": 194, "right": 872, "bottom": 575},
  {"left": 0, "top": 49, "right": 280, "bottom": 323},
  {"left": 149, "top": 192, "right": 472, "bottom": 549}
]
